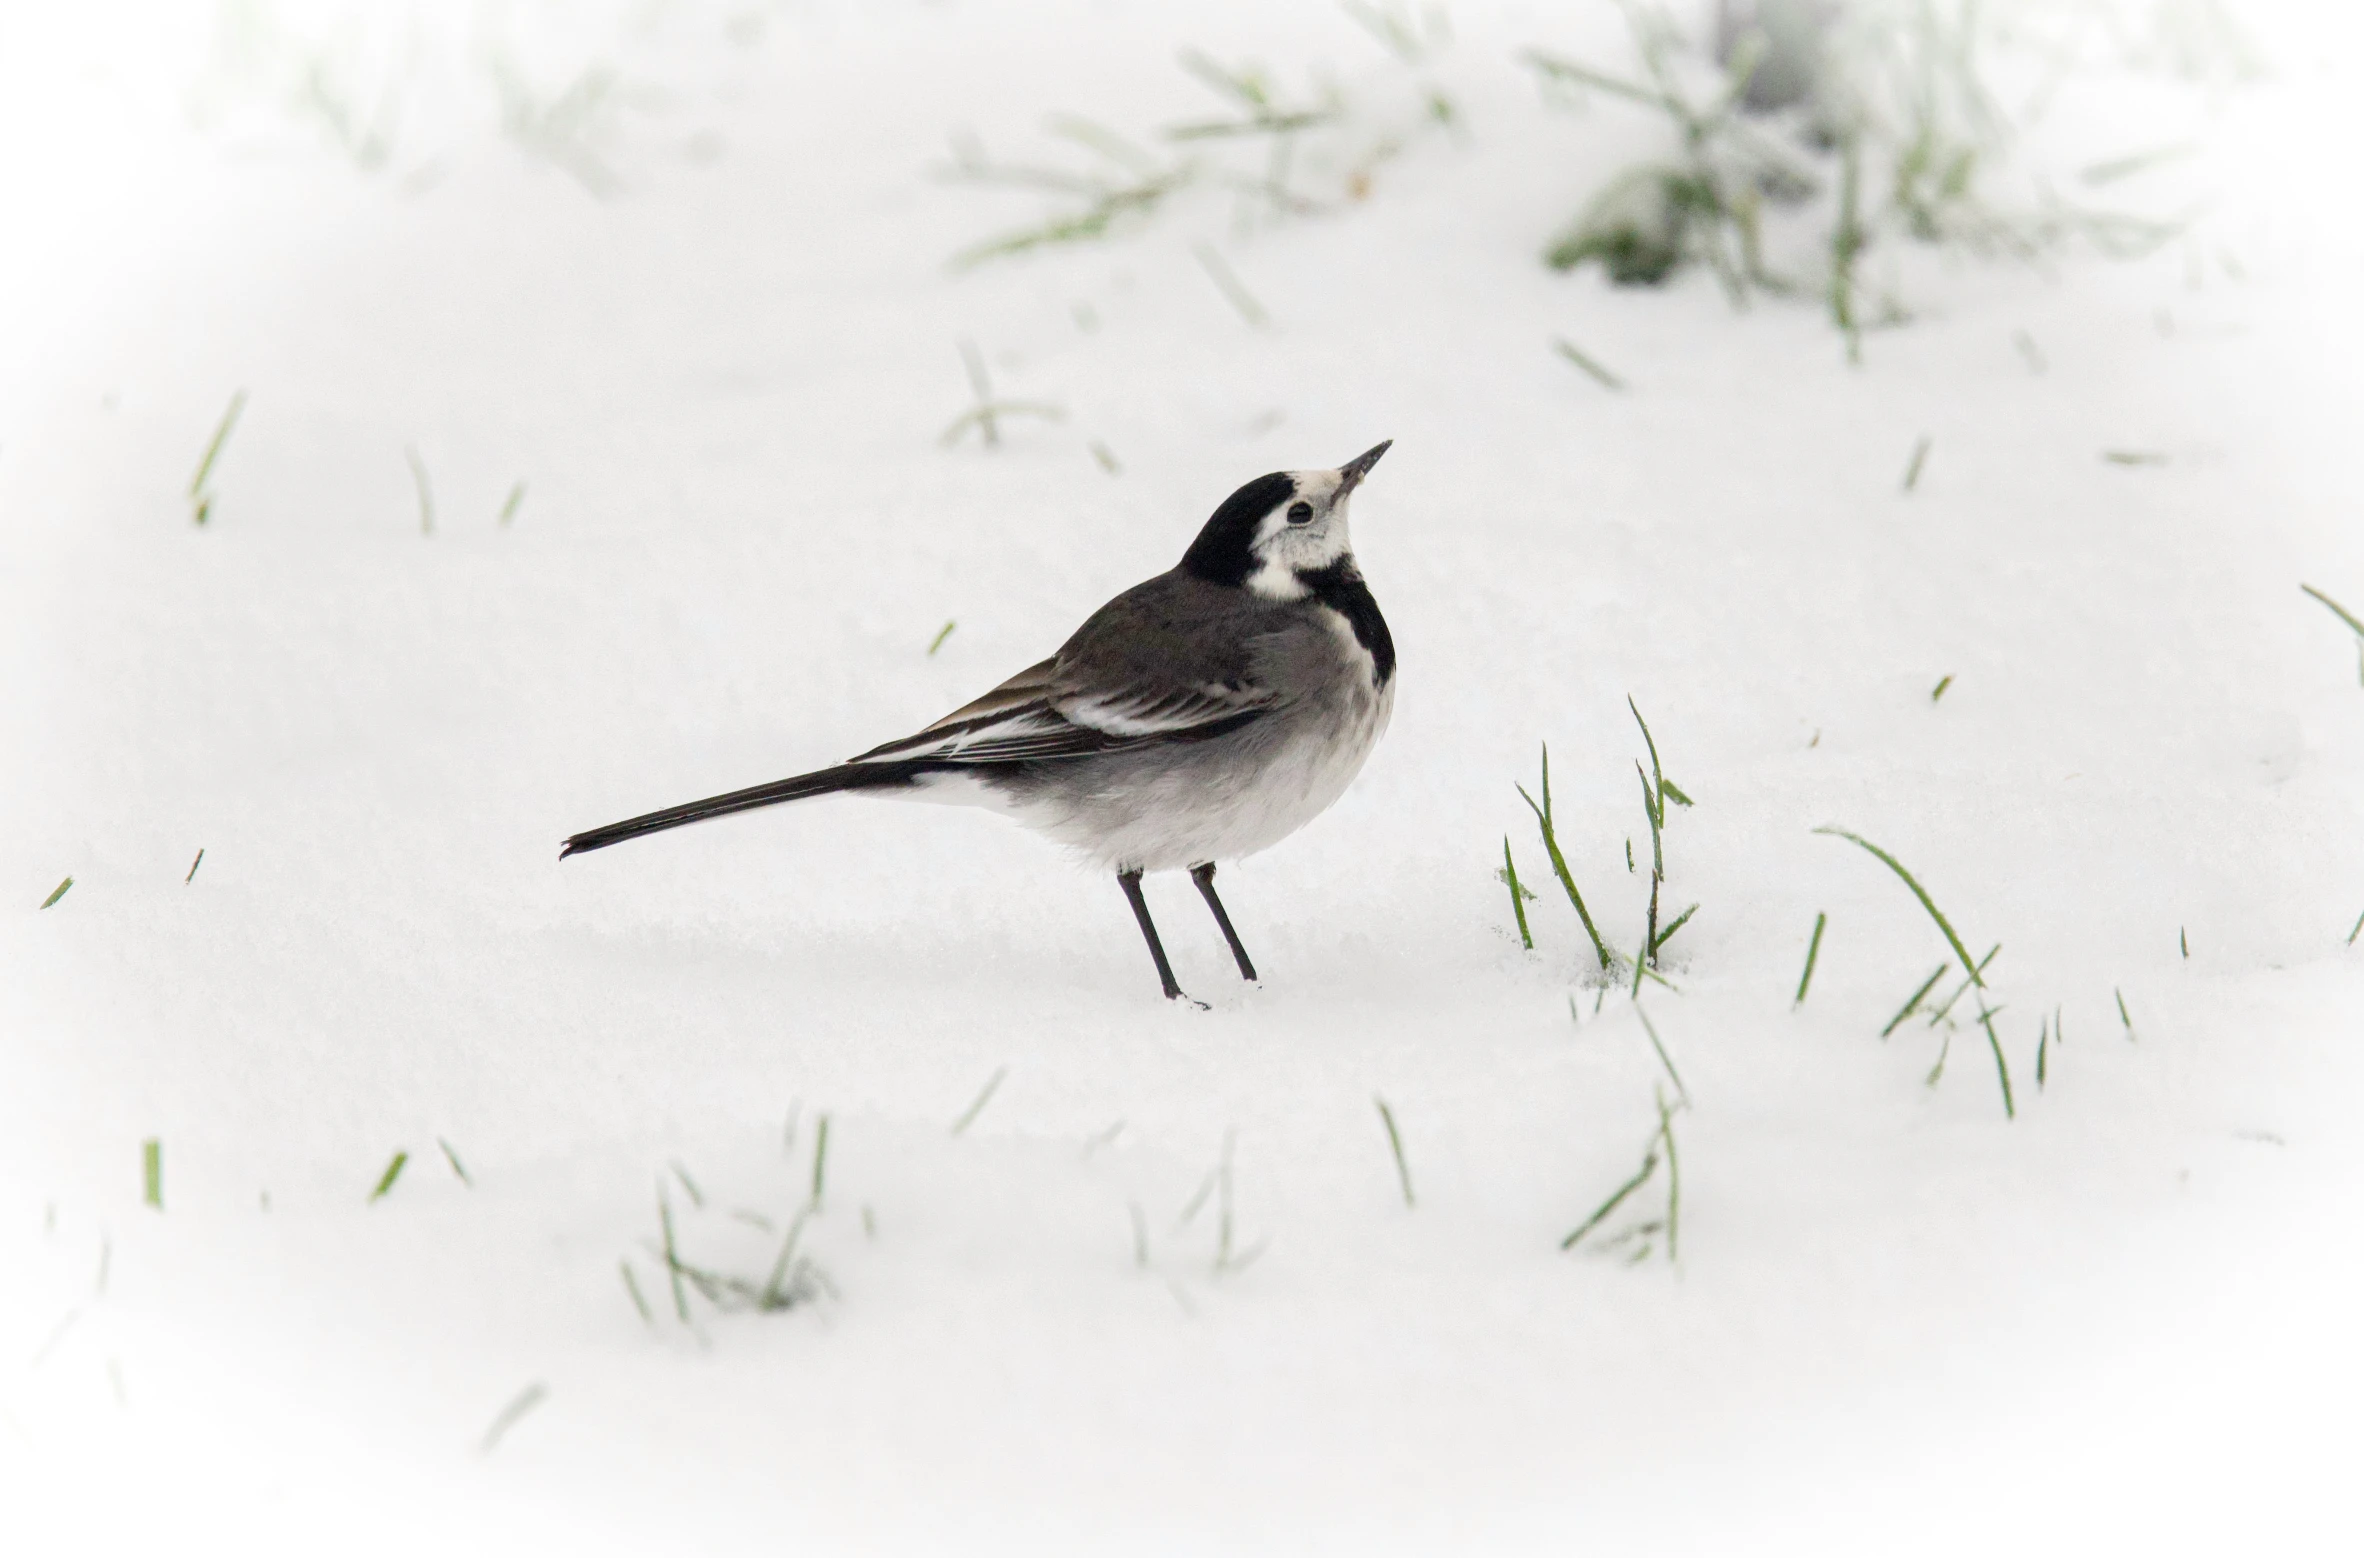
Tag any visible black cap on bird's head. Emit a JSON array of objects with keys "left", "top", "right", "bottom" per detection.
[{"left": 1181, "top": 441, "right": 1391, "bottom": 593}]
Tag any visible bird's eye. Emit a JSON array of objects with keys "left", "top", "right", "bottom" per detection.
[{"left": 1286, "top": 501, "right": 1314, "bottom": 525}]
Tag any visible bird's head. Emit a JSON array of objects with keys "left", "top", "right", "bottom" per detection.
[{"left": 1180, "top": 440, "right": 1391, "bottom": 599}]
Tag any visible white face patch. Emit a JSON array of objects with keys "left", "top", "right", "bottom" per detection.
[{"left": 1243, "top": 470, "right": 1352, "bottom": 598}]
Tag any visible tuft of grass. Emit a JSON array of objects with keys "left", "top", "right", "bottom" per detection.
[
  {"left": 1374, "top": 1096, "right": 1415, "bottom": 1208},
  {"left": 1561, "top": 1090, "right": 1684, "bottom": 1263},
  {"left": 1902, "top": 434, "right": 1932, "bottom": 491},
  {"left": 185, "top": 849, "right": 205, "bottom": 884},
  {"left": 1882, "top": 963, "right": 1949, "bottom": 1038},
  {"left": 927, "top": 620, "right": 957, "bottom": 657},
  {"left": 1794, "top": 911, "right": 1828, "bottom": 1006},
  {"left": 40, "top": 877, "right": 73, "bottom": 910},
  {"left": 1551, "top": 336, "right": 1626, "bottom": 390},
  {"left": 1817, "top": 826, "right": 2012, "bottom": 1118},
  {"left": 142, "top": 1139, "right": 162, "bottom": 1210},
  {"left": 437, "top": 1137, "right": 472, "bottom": 1187},
  {"left": 1499, "top": 837, "right": 1536, "bottom": 950},
  {"left": 479, "top": 1382, "right": 549, "bottom": 1454},
  {"left": 369, "top": 1150, "right": 409, "bottom": 1203},
  {"left": 498, "top": 482, "right": 527, "bottom": 525},
  {"left": 951, "top": 1067, "right": 1008, "bottom": 1136},
  {"left": 1192, "top": 242, "right": 1271, "bottom": 329},
  {"left": 1628, "top": 697, "right": 1683, "bottom": 964},
  {"left": 405, "top": 445, "right": 434, "bottom": 535},
  {"left": 1516, "top": 744, "right": 1613, "bottom": 971}
]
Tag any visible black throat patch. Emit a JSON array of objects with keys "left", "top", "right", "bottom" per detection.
[{"left": 1296, "top": 559, "right": 1395, "bottom": 687}]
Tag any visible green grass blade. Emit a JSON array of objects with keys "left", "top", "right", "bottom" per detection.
[
  {"left": 190, "top": 389, "right": 247, "bottom": 498},
  {"left": 1628, "top": 697, "right": 1664, "bottom": 802},
  {"left": 1651, "top": 903, "right": 1697, "bottom": 954},
  {"left": 1502, "top": 837, "right": 1534, "bottom": 950},
  {"left": 40, "top": 876, "right": 72, "bottom": 909},
  {"left": 1656, "top": 1090, "right": 1681, "bottom": 1264},
  {"left": 369, "top": 1150, "right": 409, "bottom": 1202},
  {"left": 2301, "top": 583, "right": 2364, "bottom": 638},
  {"left": 657, "top": 1184, "right": 690, "bottom": 1322},
  {"left": 1635, "top": 1005, "right": 1688, "bottom": 1104},
  {"left": 927, "top": 620, "right": 957, "bottom": 656},
  {"left": 1903, "top": 434, "right": 1932, "bottom": 491},
  {"left": 810, "top": 1113, "right": 831, "bottom": 1208},
  {"left": 1882, "top": 964, "right": 1948, "bottom": 1038},
  {"left": 951, "top": 1068, "right": 1007, "bottom": 1135},
  {"left": 1814, "top": 827, "right": 1984, "bottom": 986},
  {"left": 1192, "top": 242, "right": 1270, "bottom": 329},
  {"left": 1973, "top": 1000, "right": 2017, "bottom": 1119},
  {"left": 619, "top": 1260, "right": 654, "bottom": 1327},
  {"left": 142, "top": 1139, "right": 162, "bottom": 1210},
  {"left": 405, "top": 445, "right": 434, "bottom": 536},
  {"left": 1560, "top": 1145, "right": 1660, "bottom": 1251},
  {"left": 479, "top": 1382, "right": 548, "bottom": 1454},
  {"left": 1635, "top": 762, "right": 1663, "bottom": 880},
  {"left": 1374, "top": 1097, "right": 1415, "bottom": 1208},
  {"left": 1794, "top": 911, "right": 1827, "bottom": 1007},
  {"left": 1552, "top": 336, "right": 1625, "bottom": 390},
  {"left": 1516, "top": 777, "right": 1611, "bottom": 970}
]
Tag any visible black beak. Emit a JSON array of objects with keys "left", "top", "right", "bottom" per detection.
[{"left": 1335, "top": 439, "right": 1392, "bottom": 497}]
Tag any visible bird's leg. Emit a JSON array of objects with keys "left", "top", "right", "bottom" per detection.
[
  {"left": 1118, "top": 869, "right": 1193, "bottom": 1004},
  {"left": 1189, "top": 862, "right": 1258, "bottom": 983}
]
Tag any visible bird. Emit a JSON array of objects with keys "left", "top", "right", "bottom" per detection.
[{"left": 561, "top": 440, "right": 1396, "bottom": 1002}]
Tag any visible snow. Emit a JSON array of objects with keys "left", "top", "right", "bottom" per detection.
[{"left": 4, "top": 1, "right": 2363, "bottom": 1552}]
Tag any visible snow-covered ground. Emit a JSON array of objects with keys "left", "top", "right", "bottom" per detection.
[{"left": 5, "top": 2, "right": 2362, "bottom": 1552}]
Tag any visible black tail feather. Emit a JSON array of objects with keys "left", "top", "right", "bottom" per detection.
[{"left": 560, "top": 760, "right": 937, "bottom": 858}]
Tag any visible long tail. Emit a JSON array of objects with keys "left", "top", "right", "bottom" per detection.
[{"left": 560, "top": 760, "right": 939, "bottom": 858}]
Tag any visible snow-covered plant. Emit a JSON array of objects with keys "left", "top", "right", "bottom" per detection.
[{"left": 1528, "top": 0, "right": 2201, "bottom": 357}]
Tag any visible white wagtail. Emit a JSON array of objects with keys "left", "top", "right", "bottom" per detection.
[{"left": 562, "top": 440, "right": 1395, "bottom": 1002}]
